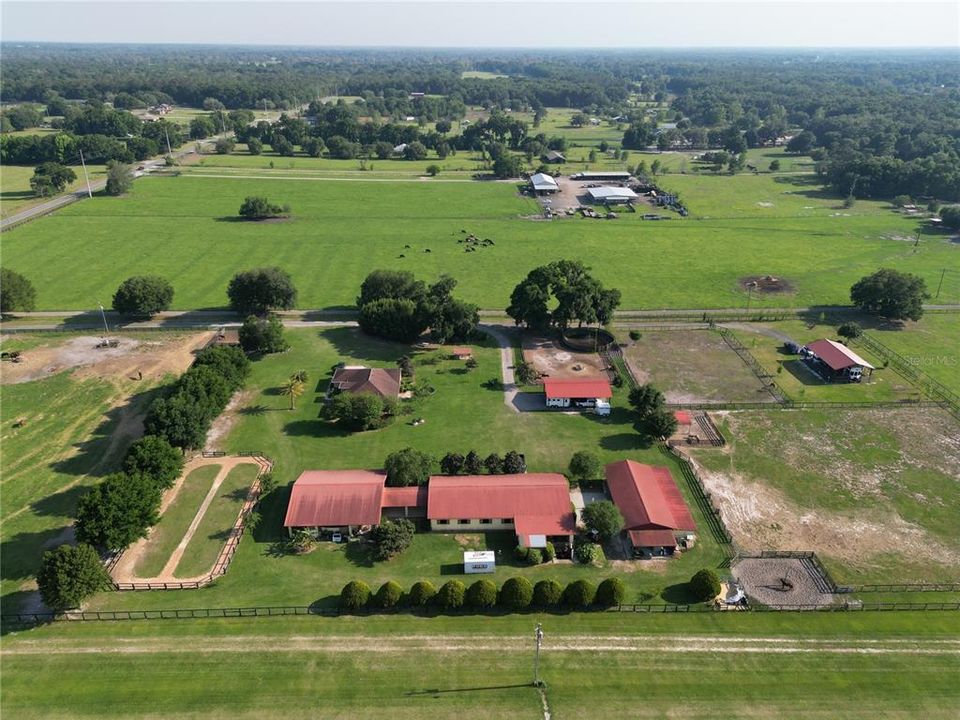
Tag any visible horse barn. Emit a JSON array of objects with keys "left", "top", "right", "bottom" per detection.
[
  {"left": 604, "top": 460, "right": 697, "bottom": 557},
  {"left": 529, "top": 172, "right": 559, "bottom": 195},
  {"left": 801, "top": 339, "right": 875, "bottom": 383},
  {"left": 569, "top": 171, "right": 633, "bottom": 182},
  {"left": 283, "top": 470, "right": 389, "bottom": 537},
  {"left": 543, "top": 378, "right": 612, "bottom": 415},
  {"left": 428, "top": 474, "right": 576, "bottom": 553}
]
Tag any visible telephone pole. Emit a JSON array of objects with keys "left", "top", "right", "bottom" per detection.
[
  {"left": 78, "top": 149, "right": 93, "bottom": 198},
  {"left": 935, "top": 268, "right": 946, "bottom": 299},
  {"left": 97, "top": 302, "right": 110, "bottom": 339},
  {"left": 532, "top": 623, "right": 544, "bottom": 687}
]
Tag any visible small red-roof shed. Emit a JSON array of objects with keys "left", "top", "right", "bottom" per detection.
[
  {"left": 674, "top": 410, "right": 692, "bottom": 425},
  {"left": 804, "top": 339, "right": 874, "bottom": 372},
  {"left": 543, "top": 378, "right": 612, "bottom": 399},
  {"left": 283, "top": 470, "right": 386, "bottom": 529},
  {"left": 451, "top": 347, "right": 473, "bottom": 359}
]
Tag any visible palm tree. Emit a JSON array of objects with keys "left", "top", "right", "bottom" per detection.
[
  {"left": 280, "top": 377, "right": 305, "bottom": 410},
  {"left": 291, "top": 369, "right": 309, "bottom": 384}
]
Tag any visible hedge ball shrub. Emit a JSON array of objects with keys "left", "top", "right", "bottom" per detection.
[
  {"left": 499, "top": 576, "right": 534, "bottom": 609},
  {"left": 340, "top": 580, "right": 372, "bottom": 611}
]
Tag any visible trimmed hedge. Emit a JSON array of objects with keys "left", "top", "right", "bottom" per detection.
[
  {"left": 596, "top": 577, "right": 626, "bottom": 607},
  {"left": 340, "top": 580, "right": 372, "bottom": 610},
  {"left": 533, "top": 579, "right": 564, "bottom": 608},
  {"left": 408, "top": 580, "right": 437, "bottom": 607},
  {"left": 373, "top": 580, "right": 403, "bottom": 609},
  {"left": 466, "top": 579, "right": 498, "bottom": 609},
  {"left": 562, "top": 579, "right": 597, "bottom": 608},
  {"left": 499, "top": 577, "right": 534, "bottom": 609},
  {"left": 435, "top": 580, "right": 466, "bottom": 610}
]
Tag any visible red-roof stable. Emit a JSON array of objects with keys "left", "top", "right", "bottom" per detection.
[
  {"left": 428, "top": 474, "right": 575, "bottom": 537},
  {"left": 283, "top": 470, "right": 386, "bottom": 528},
  {"left": 604, "top": 460, "right": 696, "bottom": 532},
  {"left": 805, "top": 339, "right": 875, "bottom": 372},
  {"left": 381, "top": 485, "right": 428, "bottom": 509},
  {"left": 628, "top": 529, "right": 679, "bottom": 548},
  {"left": 543, "top": 377, "right": 612, "bottom": 399}
]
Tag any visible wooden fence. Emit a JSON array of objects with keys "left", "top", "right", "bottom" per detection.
[{"left": 660, "top": 443, "right": 736, "bottom": 553}]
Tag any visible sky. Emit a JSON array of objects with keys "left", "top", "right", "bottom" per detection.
[{"left": 2, "top": 0, "right": 959, "bottom": 49}]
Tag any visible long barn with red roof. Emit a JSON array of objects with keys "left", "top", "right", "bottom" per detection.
[{"left": 604, "top": 460, "right": 697, "bottom": 557}]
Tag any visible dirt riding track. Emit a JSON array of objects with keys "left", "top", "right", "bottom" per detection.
[
  {"left": 522, "top": 335, "right": 610, "bottom": 381},
  {"left": 111, "top": 455, "right": 268, "bottom": 584}
]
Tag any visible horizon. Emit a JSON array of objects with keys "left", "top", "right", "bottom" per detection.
[{"left": 3, "top": 1, "right": 959, "bottom": 49}]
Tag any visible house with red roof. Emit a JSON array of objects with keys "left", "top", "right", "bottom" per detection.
[
  {"left": 801, "top": 339, "right": 874, "bottom": 383},
  {"left": 328, "top": 365, "right": 401, "bottom": 399},
  {"left": 284, "top": 470, "right": 388, "bottom": 536},
  {"left": 543, "top": 377, "right": 612, "bottom": 416},
  {"left": 604, "top": 460, "right": 697, "bottom": 557}
]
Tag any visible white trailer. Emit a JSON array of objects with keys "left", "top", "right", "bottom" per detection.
[{"left": 463, "top": 550, "right": 496, "bottom": 574}]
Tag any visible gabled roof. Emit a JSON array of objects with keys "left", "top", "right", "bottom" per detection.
[
  {"left": 544, "top": 150, "right": 566, "bottom": 161},
  {"left": 427, "top": 474, "right": 575, "bottom": 536},
  {"left": 530, "top": 172, "right": 559, "bottom": 190},
  {"left": 381, "top": 485, "right": 428, "bottom": 509},
  {"left": 587, "top": 186, "right": 639, "bottom": 201},
  {"left": 283, "top": 470, "right": 386, "bottom": 528},
  {"left": 543, "top": 377, "right": 612, "bottom": 399},
  {"left": 604, "top": 460, "right": 696, "bottom": 532},
  {"left": 805, "top": 339, "right": 875, "bottom": 371},
  {"left": 330, "top": 366, "right": 401, "bottom": 399}
]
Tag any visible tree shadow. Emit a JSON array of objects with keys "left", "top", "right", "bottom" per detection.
[
  {"left": 29, "top": 484, "right": 90, "bottom": 519},
  {"left": 239, "top": 404, "right": 269, "bottom": 416},
  {"left": 0, "top": 525, "right": 74, "bottom": 582},
  {"left": 599, "top": 432, "right": 652, "bottom": 451},
  {"left": 225, "top": 487, "right": 250, "bottom": 502},
  {"left": 344, "top": 539, "right": 376, "bottom": 568},
  {"left": 323, "top": 326, "right": 410, "bottom": 363},
  {"left": 661, "top": 582, "right": 700, "bottom": 604},
  {"left": 283, "top": 419, "right": 350, "bottom": 438},
  {"left": 781, "top": 359, "right": 830, "bottom": 386}
]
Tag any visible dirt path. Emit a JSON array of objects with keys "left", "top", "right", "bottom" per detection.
[
  {"left": 479, "top": 324, "right": 520, "bottom": 413},
  {"left": 111, "top": 456, "right": 266, "bottom": 584},
  {"left": 5, "top": 634, "right": 959, "bottom": 657}
]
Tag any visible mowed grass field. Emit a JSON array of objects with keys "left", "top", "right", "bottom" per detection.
[
  {"left": 3, "top": 613, "right": 959, "bottom": 719},
  {"left": 82, "top": 326, "right": 729, "bottom": 613},
  {"left": 3, "top": 172, "right": 957, "bottom": 311}
]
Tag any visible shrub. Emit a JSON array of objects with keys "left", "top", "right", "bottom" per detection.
[
  {"left": 581, "top": 500, "right": 624, "bottom": 542},
  {"left": 0, "top": 268, "right": 37, "bottom": 313},
  {"left": 104, "top": 160, "right": 134, "bottom": 196},
  {"left": 112, "top": 275, "right": 174, "bottom": 317},
  {"left": 340, "top": 580, "right": 372, "bottom": 611},
  {"left": 384, "top": 447, "right": 432, "bottom": 486},
  {"left": 408, "top": 580, "right": 437, "bottom": 607},
  {"left": 514, "top": 545, "right": 529, "bottom": 563},
  {"left": 373, "top": 581, "right": 403, "bottom": 609},
  {"left": 192, "top": 345, "right": 250, "bottom": 390},
  {"left": 215, "top": 137, "right": 236, "bottom": 154},
  {"left": 123, "top": 435, "right": 183, "bottom": 489},
  {"left": 574, "top": 542, "right": 604, "bottom": 566},
  {"left": 503, "top": 450, "right": 526, "bottom": 474},
  {"left": 641, "top": 409, "right": 679, "bottom": 439},
  {"left": 562, "top": 579, "right": 597, "bottom": 608},
  {"left": 466, "top": 579, "right": 498, "bottom": 609},
  {"left": 463, "top": 450, "right": 483, "bottom": 474},
  {"left": 238, "top": 195, "right": 288, "bottom": 219},
  {"left": 689, "top": 568, "right": 721, "bottom": 602},
  {"left": 238, "top": 315, "right": 289, "bottom": 354},
  {"left": 425, "top": 164, "right": 440, "bottom": 176},
  {"left": 595, "top": 577, "right": 627, "bottom": 607},
  {"left": 358, "top": 298, "right": 427, "bottom": 343},
  {"left": 533, "top": 579, "right": 563, "bottom": 608},
  {"left": 526, "top": 548, "right": 543, "bottom": 566},
  {"left": 439, "top": 452, "right": 465, "bottom": 475},
  {"left": 837, "top": 321, "right": 863, "bottom": 341},
  {"left": 483, "top": 453, "right": 503, "bottom": 474},
  {"left": 499, "top": 577, "right": 534, "bottom": 609},
  {"left": 258, "top": 471, "right": 277, "bottom": 496},
  {"left": 325, "top": 393, "right": 388, "bottom": 432},
  {"left": 227, "top": 267, "right": 297, "bottom": 314},
  {"left": 36, "top": 543, "right": 110, "bottom": 611},
  {"left": 542, "top": 542, "right": 556, "bottom": 562},
  {"left": 369, "top": 519, "right": 415, "bottom": 561},
  {"left": 628, "top": 330, "right": 641, "bottom": 341},
  {"left": 435, "top": 580, "right": 466, "bottom": 610},
  {"left": 568, "top": 450, "right": 602, "bottom": 484}
]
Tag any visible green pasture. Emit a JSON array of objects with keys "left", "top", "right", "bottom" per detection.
[
  {"left": 3, "top": 174, "right": 957, "bottom": 311},
  {"left": 0, "top": 163, "right": 108, "bottom": 218},
  {"left": 3, "top": 612, "right": 959, "bottom": 719},
  {"left": 83, "top": 326, "right": 727, "bottom": 612},
  {"left": 134, "top": 464, "right": 222, "bottom": 579},
  {"left": 174, "top": 463, "right": 260, "bottom": 578}
]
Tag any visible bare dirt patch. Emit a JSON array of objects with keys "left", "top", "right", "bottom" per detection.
[
  {"left": 738, "top": 275, "right": 795, "bottom": 294},
  {"left": 522, "top": 335, "right": 610, "bottom": 381},
  {"left": 205, "top": 389, "right": 255, "bottom": 450},
  {"left": 622, "top": 330, "right": 775, "bottom": 404},
  {"left": 733, "top": 558, "right": 836, "bottom": 606},
  {"left": 1, "top": 332, "right": 213, "bottom": 385}
]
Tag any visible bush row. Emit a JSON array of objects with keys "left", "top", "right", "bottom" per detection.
[
  {"left": 340, "top": 576, "right": 626, "bottom": 612},
  {"left": 144, "top": 345, "right": 251, "bottom": 450}
]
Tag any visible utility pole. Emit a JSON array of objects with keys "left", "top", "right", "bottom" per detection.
[
  {"left": 97, "top": 302, "right": 110, "bottom": 339},
  {"left": 164, "top": 125, "right": 173, "bottom": 156},
  {"left": 532, "top": 623, "right": 544, "bottom": 687},
  {"left": 78, "top": 149, "right": 93, "bottom": 198},
  {"left": 935, "top": 268, "right": 946, "bottom": 299}
]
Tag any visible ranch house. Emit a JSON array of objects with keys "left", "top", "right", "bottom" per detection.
[
  {"left": 328, "top": 365, "right": 401, "bottom": 400},
  {"left": 543, "top": 377, "right": 612, "bottom": 415},
  {"left": 605, "top": 460, "right": 697, "bottom": 557},
  {"left": 801, "top": 339, "right": 875, "bottom": 383}
]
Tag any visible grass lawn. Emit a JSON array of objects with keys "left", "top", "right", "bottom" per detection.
[
  {"left": 134, "top": 465, "right": 222, "bottom": 579},
  {"left": 0, "top": 163, "right": 108, "bottom": 218},
  {"left": 174, "top": 463, "right": 260, "bottom": 578},
  {"left": 83, "top": 326, "right": 728, "bottom": 611},
  {"left": 692, "top": 407, "right": 960, "bottom": 584},
  {"left": 3, "top": 612, "right": 959, "bottom": 719},
  {"left": 619, "top": 329, "right": 776, "bottom": 404},
  {"left": 4, "top": 173, "right": 957, "bottom": 311}
]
